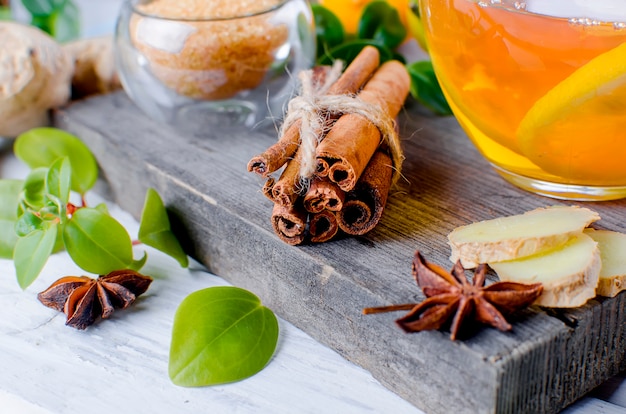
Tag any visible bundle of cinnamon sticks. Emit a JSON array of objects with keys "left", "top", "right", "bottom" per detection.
[{"left": 247, "top": 46, "right": 410, "bottom": 245}]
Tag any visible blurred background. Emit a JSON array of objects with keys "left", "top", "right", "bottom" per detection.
[{"left": 5, "top": 0, "right": 123, "bottom": 39}]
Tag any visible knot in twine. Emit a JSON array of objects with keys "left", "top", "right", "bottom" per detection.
[{"left": 280, "top": 61, "right": 404, "bottom": 186}]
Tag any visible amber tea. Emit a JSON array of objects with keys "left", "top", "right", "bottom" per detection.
[{"left": 419, "top": 0, "right": 626, "bottom": 200}]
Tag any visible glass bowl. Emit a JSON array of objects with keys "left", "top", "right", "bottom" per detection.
[
  {"left": 419, "top": 0, "right": 626, "bottom": 200},
  {"left": 114, "top": 0, "right": 315, "bottom": 130}
]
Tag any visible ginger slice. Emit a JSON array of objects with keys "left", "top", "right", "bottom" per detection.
[
  {"left": 584, "top": 229, "right": 626, "bottom": 297},
  {"left": 490, "top": 233, "right": 600, "bottom": 308},
  {"left": 448, "top": 206, "right": 600, "bottom": 268}
]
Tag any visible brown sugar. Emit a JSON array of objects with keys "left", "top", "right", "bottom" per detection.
[
  {"left": 137, "top": 0, "right": 285, "bottom": 19},
  {"left": 131, "top": 0, "right": 289, "bottom": 100}
]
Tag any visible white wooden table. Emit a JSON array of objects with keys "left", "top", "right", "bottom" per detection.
[
  {"left": 0, "top": 147, "right": 423, "bottom": 414},
  {"left": 0, "top": 141, "right": 625, "bottom": 414}
]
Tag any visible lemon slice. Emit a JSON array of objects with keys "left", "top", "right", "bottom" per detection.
[{"left": 517, "top": 42, "right": 626, "bottom": 184}]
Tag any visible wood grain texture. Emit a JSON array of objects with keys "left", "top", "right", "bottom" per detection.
[{"left": 54, "top": 92, "right": 626, "bottom": 414}]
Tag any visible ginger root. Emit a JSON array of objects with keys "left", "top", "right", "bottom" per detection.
[
  {"left": 448, "top": 206, "right": 626, "bottom": 308},
  {"left": 0, "top": 22, "right": 74, "bottom": 138},
  {"left": 490, "top": 233, "right": 601, "bottom": 308},
  {"left": 63, "top": 36, "right": 121, "bottom": 99},
  {"left": 448, "top": 206, "right": 600, "bottom": 268},
  {"left": 584, "top": 229, "right": 626, "bottom": 297}
]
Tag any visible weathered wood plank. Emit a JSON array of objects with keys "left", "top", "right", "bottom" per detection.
[{"left": 54, "top": 92, "right": 626, "bottom": 414}]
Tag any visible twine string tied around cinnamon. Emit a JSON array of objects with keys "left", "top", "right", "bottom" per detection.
[{"left": 280, "top": 62, "right": 404, "bottom": 187}]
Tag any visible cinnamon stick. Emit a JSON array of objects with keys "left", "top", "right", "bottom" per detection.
[
  {"left": 247, "top": 46, "right": 381, "bottom": 176},
  {"left": 271, "top": 203, "right": 307, "bottom": 245},
  {"left": 309, "top": 210, "right": 340, "bottom": 243},
  {"left": 303, "top": 179, "right": 345, "bottom": 213},
  {"left": 316, "top": 158, "right": 331, "bottom": 177},
  {"left": 337, "top": 151, "right": 393, "bottom": 235},
  {"left": 271, "top": 148, "right": 304, "bottom": 207},
  {"left": 262, "top": 177, "right": 276, "bottom": 201},
  {"left": 316, "top": 60, "right": 410, "bottom": 191}
]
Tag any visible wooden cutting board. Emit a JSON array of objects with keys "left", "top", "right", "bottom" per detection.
[{"left": 55, "top": 92, "right": 626, "bottom": 414}]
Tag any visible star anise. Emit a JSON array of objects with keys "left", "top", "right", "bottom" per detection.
[
  {"left": 38, "top": 270, "right": 153, "bottom": 330},
  {"left": 364, "top": 251, "right": 543, "bottom": 340}
]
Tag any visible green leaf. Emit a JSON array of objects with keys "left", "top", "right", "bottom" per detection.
[
  {"left": 14, "top": 226, "right": 57, "bottom": 289},
  {"left": 30, "top": 14, "right": 53, "bottom": 34},
  {"left": 357, "top": 1, "right": 407, "bottom": 50},
  {"left": 15, "top": 211, "right": 44, "bottom": 237},
  {"left": 52, "top": 222, "right": 65, "bottom": 253},
  {"left": 49, "top": 1, "right": 80, "bottom": 42},
  {"left": 138, "top": 188, "right": 188, "bottom": 268},
  {"left": 0, "top": 180, "right": 23, "bottom": 259},
  {"left": 14, "top": 127, "right": 98, "bottom": 195},
  {"left": 94, "top": 203, "right": 110, "bottom": 215},
  {"left": 0, "top": 220, "right": 18, "bottom": 259},
  {"left": 317, "top": 39, "right": 394, "bottom": 66},
  {"left": 63, "top": 208, "right": 134, "bottom": 274},
  {"left": 46, "top": 157, "right": 71, "bottom": 205},
  {"left": 169, "top": 286, "right": 279, "bottom": 386},
  {"left": 40, "top": 193, "right": 65, "bottom": 221},
  {"left": 20, "top": 167, "right": 48, "bottom": 211},
  {"left": 129, "top": 251, "right": 148, "bottom": 271},
  {"left": 0, "top": 180, "right": 22, "bottom": 220},
  {"left": 311, "top": 4, "right": 345, "bottom": 59},
  {"left": 21, "top": 0, "right": 56, "bottom": 16},
  {"left": 23, "top": 0, "right": 79, "bottom": 41},
  {"left": 0, "top": 6, "right": 11, "bottom": 20},
  {"left": 406, "top": 60, "right": 452, "bottom": 115},
  {"left": 50, "top": 0, "right": 67, "bottom": 8}
]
